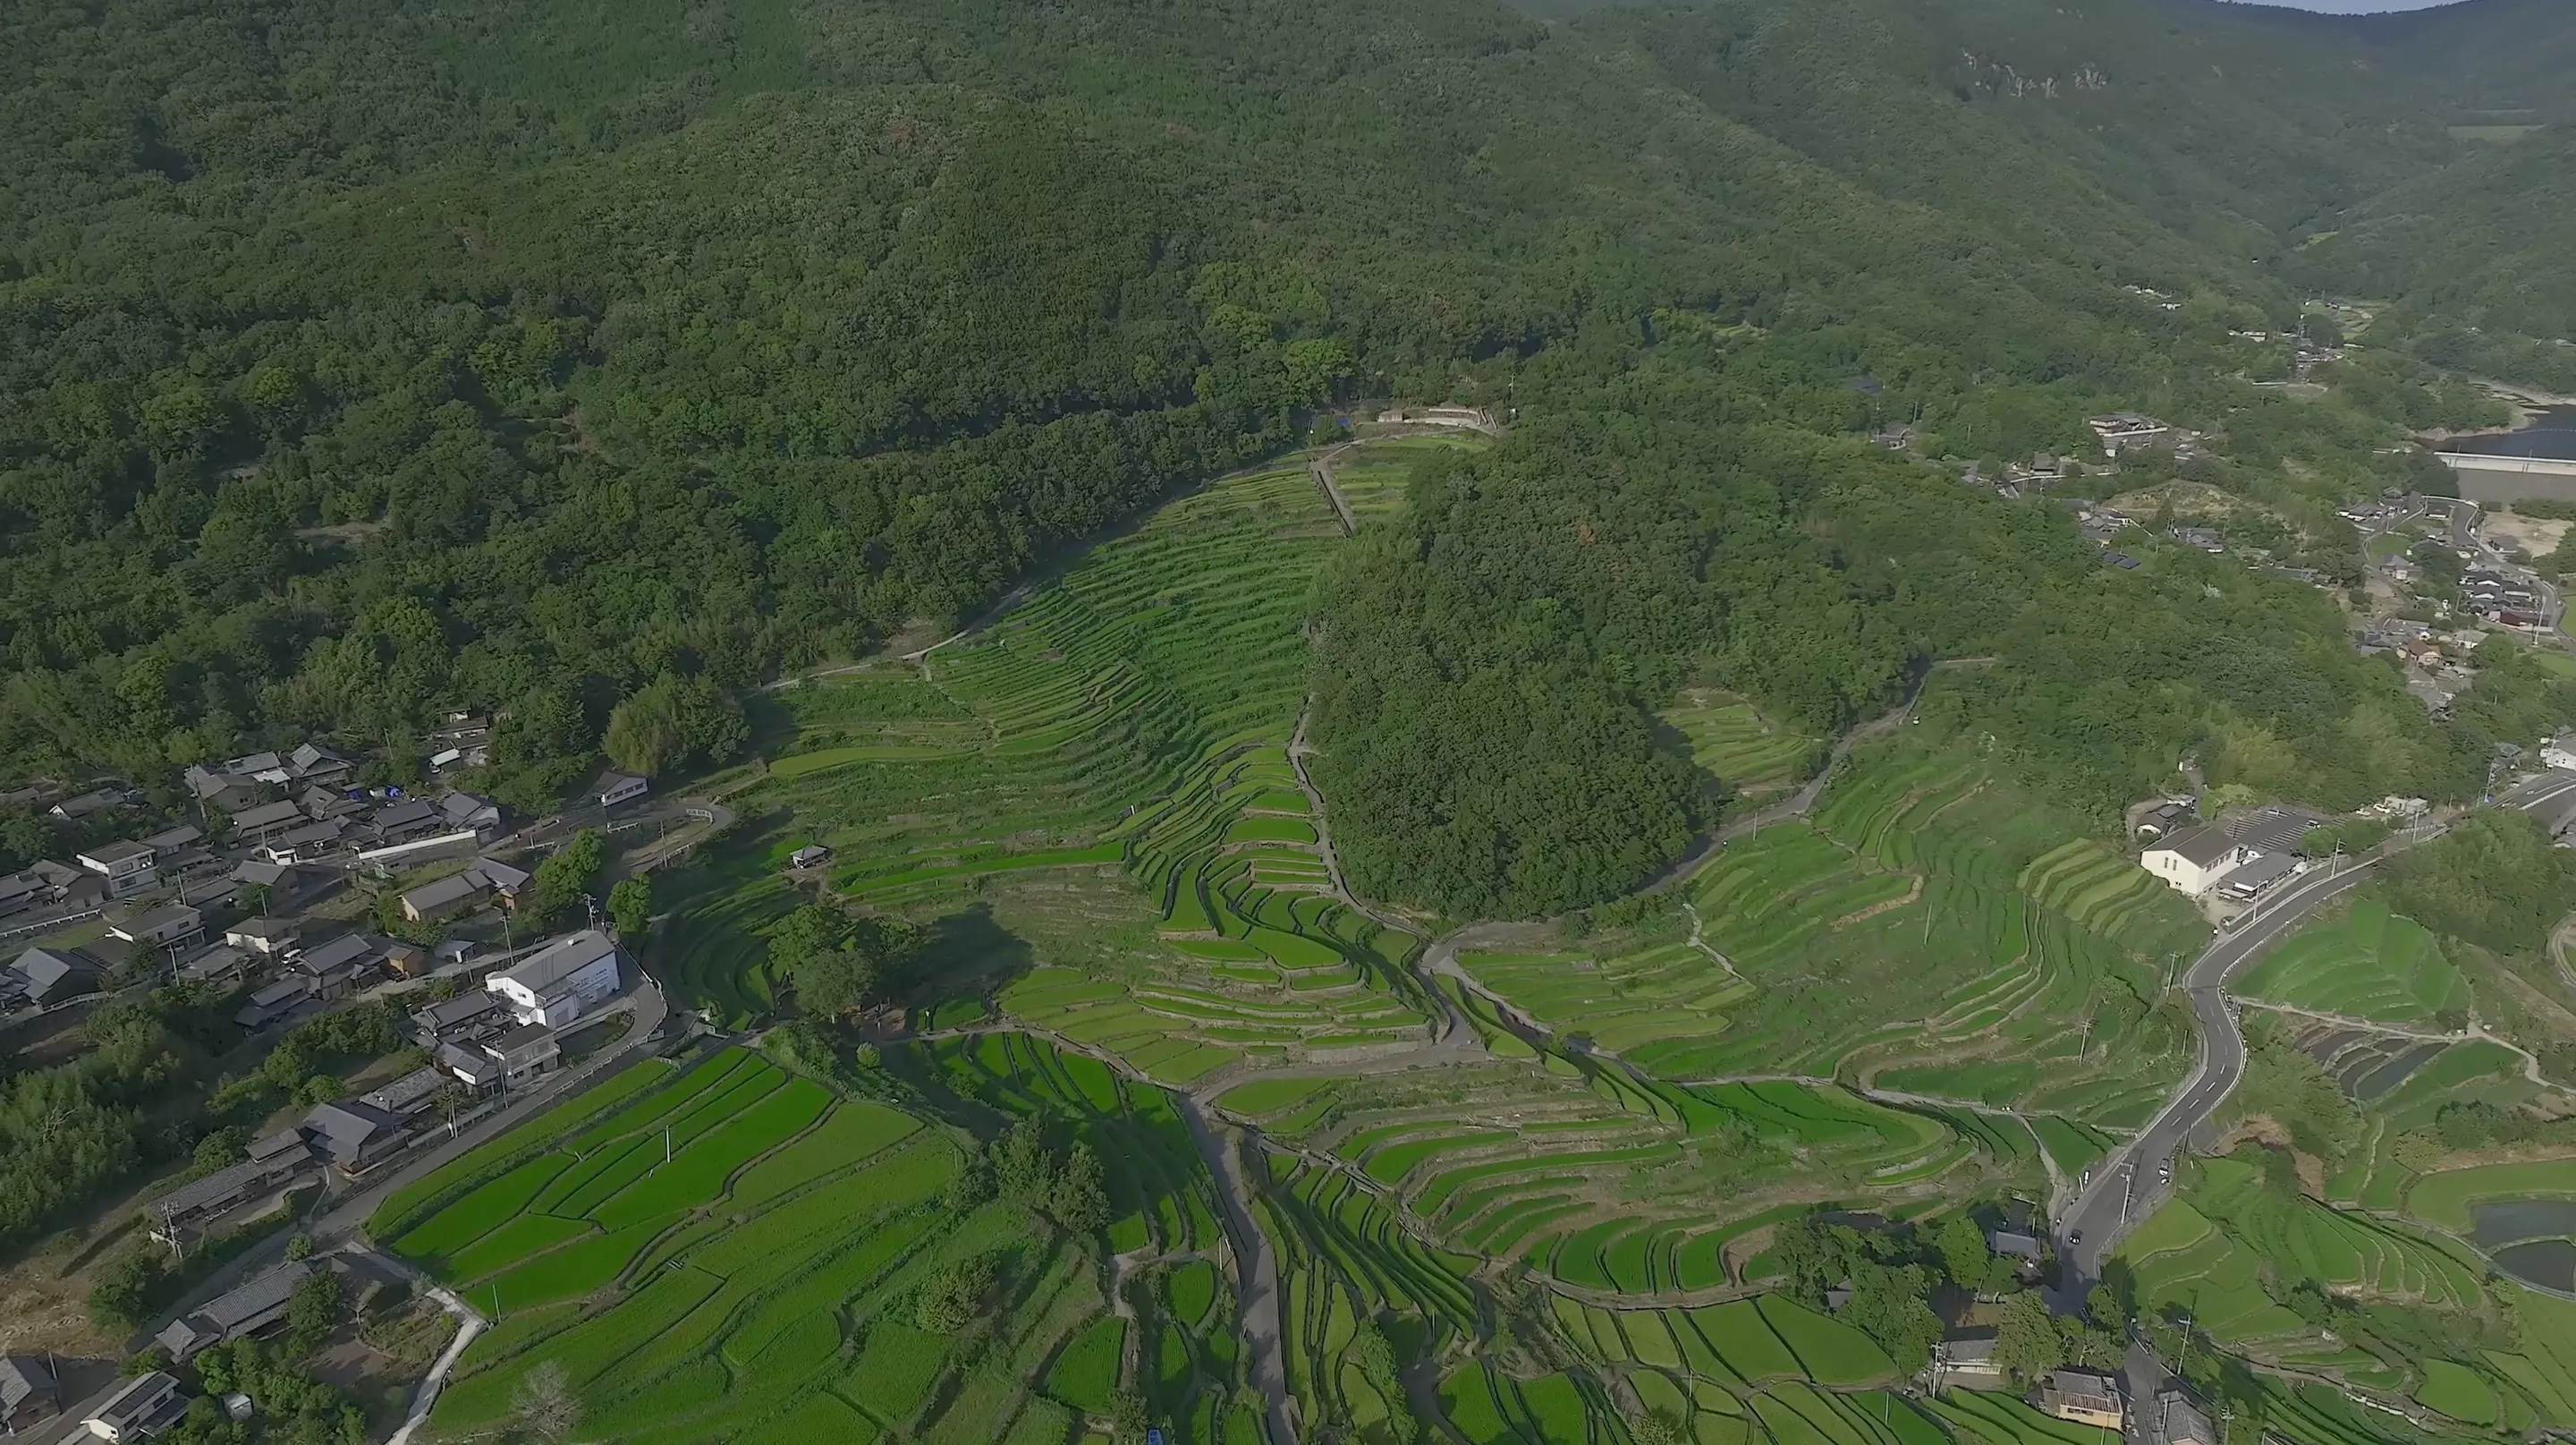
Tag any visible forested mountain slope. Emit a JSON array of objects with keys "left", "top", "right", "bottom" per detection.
[{"left": 0, "top": 0, "right": 2566, "bottom": 896}]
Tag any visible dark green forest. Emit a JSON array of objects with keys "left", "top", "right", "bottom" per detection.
[{"left": 2, "top": 0, "right": 2572, "bottom": 908}]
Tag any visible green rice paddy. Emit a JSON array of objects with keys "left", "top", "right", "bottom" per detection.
[
  {"left": 1221, "top": 1041, "right": 1984, "bottom": 1289},
  {"left": 1659, "top": 688, "right": 1823, "bottom": 803},
  {"left": 392, "top": 1046, "right": 1118, "bottom": 1444},
  {"left": 2118, "top": 1155, "right": 2489, "bottom": 1378},
  {"left": 2233, "top": 897, "right": 2467, "bottom": 1024}
]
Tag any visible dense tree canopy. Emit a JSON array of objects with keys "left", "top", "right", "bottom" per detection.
[{"left": 2, "top": 0, "right": 2568, "bottom": 845}]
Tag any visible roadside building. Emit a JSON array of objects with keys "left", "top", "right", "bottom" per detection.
[
  {"left": 259, "top": 816, "right": 348, "bottom": 864},
  {"left": 442, "top": 792, "right": 504, "bottom": 837},
  {"left": 486, "top": 930, "right": 622, "bottom": 1028},
  {"left": 483, "top": 1023, "right": 562, "bottom": 1088},
  {"left": 2213, "top": 851, "right": 2301, "bottom": 904},
  {"left": 438, "top": 1041, "right": 505, "bottom": 1092},
  {"left": 0, "top": 1356, "right": 62, "bottom": 1436},
  {"left": 2038, "top": 1369, "right": 2127, "bottom": 1431},
  {"left": 383, "top": 941, "right": 429, "bottom": 979},
  {"left": 2222, "top": 803, "right": 2328, "bottom": 854},
  {"left": 301, "top": 1100, "right": 411, "bottom": 1176},
  {"left": 2140, "top": 826, "right": 2258, "bottom": 897},
  {"left": 154, "top": 1261, "right": 314, "bottom": 1362},
  {"left": 0, "top": 871, "right": 41, "bottom": 922},
  {"left": 82, "top": 1371, "right": 185, "bottom": 1442},
  {"left": 361, "top": 1066, "right": 450, "bottom": 1118},
  {"left": 788, "top": 844, "right": 833, "bottom": 871},
  {"left": 1987, "top": 1229, "right": 2045, "bottom": 1262},
  {"left": 2156, "top": 1390, "right": 2216, "bottom": 1445},
  {"left": 598, "top": 774, "right": 648, "bottom": 809},
  {"left": 144, "top": 1137, "right": 310, "bottom": 1246}
]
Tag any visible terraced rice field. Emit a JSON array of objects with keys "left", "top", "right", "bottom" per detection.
[
  {"left": 386, "top": 1047, "right": 1114, "bottom": 1445},
  {"left": 1455, "top": 740, "right": 2209, "bottom": 1127},
  {"left": 1325, "top": 432, "right": 1489, "bottom": 521},
  {"left": 655, "top": 461, "right": 1432, "bottom": 1079},
  {"left": 2403, "top": 1157, "right": 2576, "bottom": 1233},
  {"left": 1658, "top": 689, "right": 1823, "bottom": 803},
  {"left": 918, "top": 1030, "right": 1229, "bottom": 1257},
  {"left": 1220, "top": 1046, "right": 1993, "bottom": 1288},
  {"left": 2118, "top": 1155, "right": 2489, "bottom": 1380},
  {"left": 1136, "top": 1257, "right": 1262, "bottom": 1445},
  {"left": 1256, "top": 1157, "right": 1481, "bottom": 1436},
  {"left": 2275, "top": 1016, "right": 2534, "bottom": 1133},
  {"left": 2233, "top": 897, "right": 2468, "bottom": 1025}
]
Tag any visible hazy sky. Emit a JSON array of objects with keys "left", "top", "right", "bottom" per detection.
[{"left": 2221, "top": 0, "right": 2462, "bottom": 10}]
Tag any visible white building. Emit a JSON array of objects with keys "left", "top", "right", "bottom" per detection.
[
  {"left": 486, "top": 930, "right": 622, "bottom": 1028},
  {"left": 2141, "top": 825, "right": 2258, "bottom": 897}
]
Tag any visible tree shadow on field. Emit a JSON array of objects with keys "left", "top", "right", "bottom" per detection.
[{"left": 906, "top": 903, "right": 1038, "bottom": 1012}]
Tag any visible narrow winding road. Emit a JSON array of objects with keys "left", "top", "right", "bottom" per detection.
[{"left": 2059, "top": 769, "right": 2576, "bottom": 1282}]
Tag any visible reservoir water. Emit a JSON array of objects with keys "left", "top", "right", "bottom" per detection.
[{"left": 2447, "top": 406, "right": 2576, "bottom": 461}]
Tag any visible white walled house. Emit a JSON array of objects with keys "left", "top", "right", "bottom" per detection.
[
  {"left": 2140, "top": 825, "right": 2258, "bottom": 897},
  {"left": 486, "top": 929, "right": 622, "bottom": 1028}
]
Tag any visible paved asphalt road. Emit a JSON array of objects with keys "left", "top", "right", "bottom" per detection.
[{"left": 2059, "top": 770, "right": 2576, "bottom": 1285}]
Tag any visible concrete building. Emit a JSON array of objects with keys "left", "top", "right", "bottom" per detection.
[
  {"left": 154, "top": 1261, "right": 314, "bottom": 1361},
  {"left": 487, "top": 930, "right": 621, "bottom": 1028},
  {"left": 483, "top": 1023, "right": 562, "bottom": 1088},
  {"left": 2039, "top": 1368, "right": 2127, "bottom": 1431},
  {"left": 2140, "top": 825, "right": 2259, "bottom": 897},
  {"left": 598, "top": 774, "right": 648, "bottom": 809}
]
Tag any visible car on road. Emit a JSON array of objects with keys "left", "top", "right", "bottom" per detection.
[{"left": 2069, "top": 1229, "right": 2083, "bottom": 1245}]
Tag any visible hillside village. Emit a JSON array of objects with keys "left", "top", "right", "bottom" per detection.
[{"left": 0, "top": 732, "right": 708, "bottom": 1434}]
